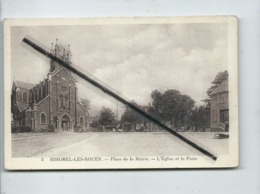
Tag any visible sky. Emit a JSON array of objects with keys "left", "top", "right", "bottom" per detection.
[{"left": 11, "top": 23, "right": 228, "bottom": 116}]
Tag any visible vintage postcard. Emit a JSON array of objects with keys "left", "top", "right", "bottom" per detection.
[{"left": 4, "top": 17, "right": 238, "bottom": 170}]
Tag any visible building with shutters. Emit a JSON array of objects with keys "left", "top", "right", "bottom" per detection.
[{"left": 209, "top": 79, "right": 229, "bottom": 131}]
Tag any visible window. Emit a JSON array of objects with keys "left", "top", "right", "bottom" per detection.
[
  {"left": 37, "top": 88, "right": 40, "bottom": 100},
  {"left": 40, "top": 112, "right": 47, "bottom": 124},
  {"left": 40, "top": 86, "right": 43, "bottom": 98},
  {"left": 211, "top": 95, "right": 218, "bottom": 101},
  {"left": 22, "top": 92, "right": 28, "bottom": 103},
  {"left": 220, "top": 93, "right": 225, "bottom": 104},
  {"left": 16, "top": 91, "right": 20, "bottom": 101},
  {"left": 30, "top": 92, "right": 33, "bottom": 103},
  {"left": 220, "top": 109, "right": 229, "bottom": 123},
  {"left": 80, "top": 117, "right": 83, "bottom": 126},
  {"left": 34, "top": 90, "right": 37, "bottom": 102}
]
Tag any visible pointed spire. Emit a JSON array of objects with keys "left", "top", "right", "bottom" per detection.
[
  {"left": 66, "top": 44, "right": 71, "bottom": 63},
  {"left": 51, "top": 42, "right": 54, "bottom": 54},
  {"left": 55, "top": 38, "right": 59, "bottom": 56},
  {"left": 63, "top": 48, "right": 66, "bottom": 59},
  {"left": 51, "top": 39, "right": 72, "bottom": 64}
]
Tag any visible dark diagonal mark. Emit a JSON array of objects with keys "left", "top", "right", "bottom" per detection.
[{"left": 22, "top": 37, "right": 217, "bottom": 161}]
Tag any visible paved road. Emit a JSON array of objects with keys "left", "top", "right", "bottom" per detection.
[{"left": 12, "top": 132, "right": 228, "bottom": 158}]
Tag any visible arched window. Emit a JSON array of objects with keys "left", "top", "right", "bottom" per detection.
[
  {"left": 43, "top": 82, "right": 47, "bottom": 96},
  {"left": 16, "top": 91, "right": 20, "bottom": 101},
  {"left": 34, "top": 90, "right": 37, "bottom": 102},
  {"left": 80, "top": 117, "right": 84, "bottom": 126},
  {"left": 37, "top": 88, "right": 40, "bottom": 101},
  {"left": 40, "top": 86, "right": 43, "bottom": 98},
  {"left": 40, "top": 112, "right": 47, "bottom": 124},
  {"left": 30, "top": 92, "right": 33, "bottom": 103},
  {"left": 45, "top": 83, "right": 48, "bottom": 95},
  {"left": 22, "top": 92, "right": 28, "bottom": 103}
]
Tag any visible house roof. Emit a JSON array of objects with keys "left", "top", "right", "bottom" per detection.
[
  {"left": 14, "top": 80, "right": 35, "bottom": 90},
  {"left": 209, "top": 79, "right": 228, "bottom": 96}
]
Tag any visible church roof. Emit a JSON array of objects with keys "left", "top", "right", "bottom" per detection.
[
  {"left": 16, "top": 102, "right": 29, "bottom": 111},
  {"left": 209, "top": 79, "right": 228, "bottom": 96},
  {"left": 50, "top": 66, "right": 77, "bottom": 82},
  {"left": 14, "top": 80, "right": 35, "bottom": 90}
]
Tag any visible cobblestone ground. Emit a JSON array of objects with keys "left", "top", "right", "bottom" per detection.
[{"left": 12, "top": 132, "right": 228, "bottom": 158}]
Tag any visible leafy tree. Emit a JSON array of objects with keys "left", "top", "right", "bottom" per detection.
[
  {"left": 190, "top": 106, "right": 210, "bottom": 130},
  {"left": 98, "top": 107, "right": 116, "bottom": 126},
  {"left": 150, "top": 90, "right": 163, "bottom": 118},
  {"left": 146, "top": 102, "right": 162, "bottom": 121},
  {"left": 150, "top": 89, "right": 195, "bottom": 128},
  {"left": 174, "top": 94, "right": 195, "bottom": 127},
  {"left": 160, "top": 89, "right": 180, "bottom": 124},
  {"left": 120, "top": 101, "right": 143, "bottom": 124},
  {"left": 90, "top": 117, "right": 100, "bottom": 128}
]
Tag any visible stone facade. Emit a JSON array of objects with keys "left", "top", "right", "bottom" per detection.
[{"left": 11, "top": 41, "right": 87, "bottom": 132}]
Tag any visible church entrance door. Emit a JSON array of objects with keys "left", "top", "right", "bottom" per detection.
[{"left": 61, "top": 114, "right": 70, "bottom": 131}]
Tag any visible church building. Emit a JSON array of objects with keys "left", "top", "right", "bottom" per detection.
[{"left": 11, "top": 40, "right": 87, "bottom": 132}]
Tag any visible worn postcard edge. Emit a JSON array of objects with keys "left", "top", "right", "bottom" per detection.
[{"left": 3, "top": 16, "right": 238, "bottom": 170}]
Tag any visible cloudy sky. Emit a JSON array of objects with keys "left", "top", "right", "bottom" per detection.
[{"left": 11, "top": 23, "right": 228, "bottom": 116}]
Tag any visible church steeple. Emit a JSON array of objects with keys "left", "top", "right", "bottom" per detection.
[{"left": 49, "top": 39, "right": 72, "bottom": 73}]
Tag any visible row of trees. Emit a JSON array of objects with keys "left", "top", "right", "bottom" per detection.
[
  {"left": 120, "top": 89, "right": 206, "bottom": 130},
  {"left": 120, "top": 90, "right": 193, "bottom": 128},
  {"left": 87, "top": 71, "right": 228, "bottom": 131},
  {"left": 89, "top": 89, "right": 208, "bottom": 131}
]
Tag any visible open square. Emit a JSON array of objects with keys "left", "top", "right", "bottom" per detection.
[{"left": 12, "top": 132, "right": 228, "bottom": 158}]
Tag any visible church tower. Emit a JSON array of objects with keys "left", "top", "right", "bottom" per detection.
[
  {"left": 49, "top": 38, "right": 72, "bottom": 73},
  {"left": 11, "top": 39, "right": 87, "bottom": 133}
]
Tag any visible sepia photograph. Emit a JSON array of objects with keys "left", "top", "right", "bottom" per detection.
[{"left": 4, "top": 17, "right": 238, "bottom": 169}]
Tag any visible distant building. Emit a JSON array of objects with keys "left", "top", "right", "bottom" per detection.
[
  {"left": 11, "top": 40, "right": 87, "bottom": 132},
  {"left": 209, "top": 79, "right": 229, "bottom": 131}
]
